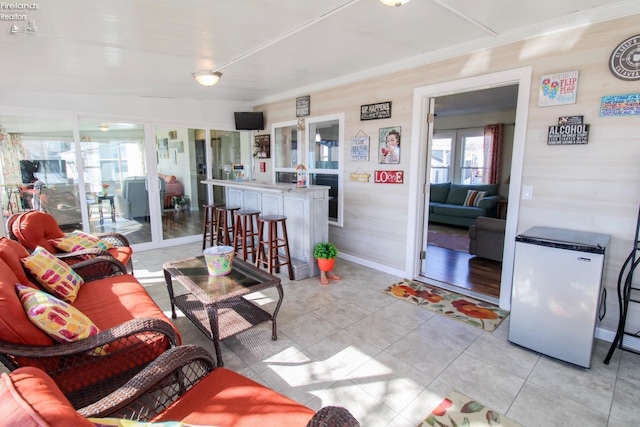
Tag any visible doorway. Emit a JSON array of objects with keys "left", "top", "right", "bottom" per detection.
[
  {"left": 405, "top": 67, "right": 532, "bottom": 311},
  {"left": 421, "top": 86, "right": 518, "bottom": 301}
]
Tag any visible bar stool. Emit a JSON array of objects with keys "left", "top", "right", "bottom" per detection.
[
  {"left": 215, "top": 206, "right": 240, "bottom": 246},
  {"left": 233, "top": 209, "right": 261, "bottom": 262},
  {"left": 256, "top": 215, "right": 294, "bottom": 280},
  {"left": 202, "top": 204, "right": 218, "bottom": 250}
]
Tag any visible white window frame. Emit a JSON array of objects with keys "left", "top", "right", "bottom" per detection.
[{"left": 306, "top": 113, "right": 344, "bottom": 227}]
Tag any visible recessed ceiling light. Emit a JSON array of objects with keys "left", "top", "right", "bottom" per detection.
[{"left": 193, "top": 71, "right": 222, "bottom": 87}]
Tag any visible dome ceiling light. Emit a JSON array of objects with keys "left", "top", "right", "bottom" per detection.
[
  {"left": 193, "top": 71, "right": 222, "bottom": 87},
  {"left": 380, "top": 0, "right": 410, "bottom": 6}
]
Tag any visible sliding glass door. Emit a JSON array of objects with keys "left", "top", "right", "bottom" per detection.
[{"left": 78, "top": 119, "right": 153, "bottom": 245}]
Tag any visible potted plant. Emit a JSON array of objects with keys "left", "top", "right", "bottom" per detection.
[
  {"left": 171, "top": 195, "right": 189, "bottom": 211},
  {"left": 314, "top": 242, "right": 340, "bottom": 284}
]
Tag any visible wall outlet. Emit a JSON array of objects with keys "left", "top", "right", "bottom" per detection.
[{"left": 522, "top": 186, "right": 533, "bottom": 200}]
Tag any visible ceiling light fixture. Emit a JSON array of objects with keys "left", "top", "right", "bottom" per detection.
[
  {"left": 380, "top": 0, "right": 410, "bottom": 6},
  {"left": 315, "top": 129, "right": 321, "bottom": 142},
  {"left": 98, "top": 123, "right": 110, "bottom": 132},
  {"left": 193, "top": 71, "right": 222, "bottom": 87}
]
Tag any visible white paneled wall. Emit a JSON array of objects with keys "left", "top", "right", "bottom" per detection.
[{"left": 255, "top": 14, "right": 640, "bottom": 334}]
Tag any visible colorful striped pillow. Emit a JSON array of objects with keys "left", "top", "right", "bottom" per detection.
[
  {"left": 21, "top": 246, "right": 84, "bottom": 303},
  {"left": 463, "top": 190, "right": 487, "bottom": 207},
  {"left": 15, "top": 284, "right": 105, "bottom": 356},
  {"left": 49, "top": 230, "right": 113, "bottom": 253}
]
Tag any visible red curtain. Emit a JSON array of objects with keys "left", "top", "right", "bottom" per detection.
[{"left": 483, "top": 123, "right": 504, "bottom": 184}]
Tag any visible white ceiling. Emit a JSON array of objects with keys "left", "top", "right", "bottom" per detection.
[{"left": 0, "top": 0, "right": 638, "bottom": 107}]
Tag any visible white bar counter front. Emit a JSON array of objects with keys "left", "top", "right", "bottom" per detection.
[{"left": 203, "top": 179, "right": 330, "bottom": 279}]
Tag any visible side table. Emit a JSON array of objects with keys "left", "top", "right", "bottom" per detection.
[{"left": 88, "top": 195, "right": 116, "bottom": 224}]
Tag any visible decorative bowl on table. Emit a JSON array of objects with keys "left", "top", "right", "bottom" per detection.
[{"left": 203, "top": 246, "right": 235, "bottom": 276}]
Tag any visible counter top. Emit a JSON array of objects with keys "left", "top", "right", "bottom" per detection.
[{"left": 202, "top": 179, "right": 329, "bottom": 194}]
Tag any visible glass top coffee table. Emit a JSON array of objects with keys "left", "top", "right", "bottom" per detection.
[{"left": 163, "top": 256, "right": 283, "bottom": 367}]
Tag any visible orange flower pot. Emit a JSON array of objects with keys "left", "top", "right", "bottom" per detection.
[{"left": 317, "top": 258, "right": 335, "bottom": 272}]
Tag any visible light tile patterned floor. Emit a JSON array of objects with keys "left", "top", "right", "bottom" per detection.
[{"left": 5, "top": 242, "right": 635, "bottom": 426}]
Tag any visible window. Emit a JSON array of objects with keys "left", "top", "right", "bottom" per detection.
[
  {"left": 274, "top": 114, "right": 344, "bottom": 225},
  {"left": 308, "top": 116, "right": 342, "bottom": 225},
  {"left": 431, "top": 133, "right": 453, "bottom": 183},
  {"left": 460, "top": 134, "right": 485, "bottom": 184},
  {"left": 431, "top": 129, "right": 485, "bottom": 185}
]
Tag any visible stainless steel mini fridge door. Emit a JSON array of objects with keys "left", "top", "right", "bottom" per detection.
[{"left": 509, "top": 240, "right": 605, "bottom": 368}]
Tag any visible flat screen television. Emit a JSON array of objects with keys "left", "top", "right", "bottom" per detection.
[{"left": 234, "top": 112, "right": 264, "bottom": 131}]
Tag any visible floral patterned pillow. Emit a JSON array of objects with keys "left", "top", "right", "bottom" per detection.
[
  {"left": 49, "top": 230, "right": 113, "bottom": 253},
  {"left": 15, "top": 284, "right": 105, "bottom": 356},
  {"left": 21, "top": 246, "right": 84, "bottom": 303}
]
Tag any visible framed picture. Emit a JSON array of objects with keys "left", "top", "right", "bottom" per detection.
[
  {"left": 378, "top": 126, "right": 401, "bottom": 164},
  {"left": 254, "top": 134, "right": 271, "bottom": 159},
  {"left": 157, "top": 138, "right": 169, "bottom": 159}
]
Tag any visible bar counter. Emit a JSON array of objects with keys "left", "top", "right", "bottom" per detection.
[{"left": 202, "top": 179, "right": 330, "bottom": 279}]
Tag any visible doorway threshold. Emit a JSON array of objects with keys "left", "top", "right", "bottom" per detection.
[{"left": 418, "top": 275, "right": 499, "bottom": 306}]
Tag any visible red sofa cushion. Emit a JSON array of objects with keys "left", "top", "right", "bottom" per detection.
[
  {"left": 0, "top": 237, "right": 34, "bottom": 286},
  {"left": 0, "top": 257, "right": 54, "bottom": 346},
  {"left": 73, "top": 274, "right": 179, "bottom": 341},
  {"left": 0, "top": 368, "right": 93, "bottom": 427},
  {"left": 13, "top": 211, "right": 133, "bottom": 267},
  {"left": 156, "top": 367, "right": 315, "bottom": 427},
  {"left": 13, "top": 210, "right": 65, "bottom": 252}
]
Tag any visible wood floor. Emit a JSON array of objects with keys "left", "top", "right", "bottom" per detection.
[{"left": 423, "top": 244, "right": 502, "bottom": 298}]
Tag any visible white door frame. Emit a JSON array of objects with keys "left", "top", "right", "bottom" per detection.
[{"left": 405, "top": 67, "right": 532, "bottom": 310}]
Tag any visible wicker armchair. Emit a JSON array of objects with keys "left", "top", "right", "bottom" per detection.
[
  {"left": 10, "top": 210, "right": 133, "bottom": 272},
  {"left": 78, "top": 345, "right": 360, "bottom": 426},
  {"left": 0, "top": 255, "right": 180, "bottom": 409}
]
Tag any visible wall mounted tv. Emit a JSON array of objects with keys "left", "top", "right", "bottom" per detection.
[{"left": 234, "top": 112, "right": 264, "bottom": 131}]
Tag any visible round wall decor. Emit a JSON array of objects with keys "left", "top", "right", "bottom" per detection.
[{"left": 609, "top": 34, "right": 640, "bottom": 81}]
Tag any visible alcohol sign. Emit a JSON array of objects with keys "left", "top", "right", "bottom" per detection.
[{"left": 374, "top": 170, "right": 403, "bottom": 184}]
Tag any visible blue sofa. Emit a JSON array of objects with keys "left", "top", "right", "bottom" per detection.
[{"left": 428, "top": 182, "right": 504, "bottom": 227}]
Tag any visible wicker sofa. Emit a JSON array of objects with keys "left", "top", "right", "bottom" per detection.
[
  {"left": 0, "top": 236, "right": 180, "bottom": 409},
  {"left": 428, "top": 182, "right": 504, "bottom": 227},
  {"left": 0, "top": 345, "right": 360, "bottom": 427}
]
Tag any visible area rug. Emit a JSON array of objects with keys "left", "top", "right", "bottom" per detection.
[
  {"left": 382, "top": 280, "right": 508, "bottom": 332},
  {"left": 419, "top": 390, "right": 522, "bottom": 427},
  {"left": 427, "top": 224, "right": 470, "bottom": 253}
]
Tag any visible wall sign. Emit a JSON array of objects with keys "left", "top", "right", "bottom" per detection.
[
  {"left": 538, "top": 70, "right": 579, "bottom": 106},
  {"left": 609, "top": 34, "right": 640, "bottom": 81},
  {"left": 374, "top": 170, "right": 403, "bottom": 184},
  {"left": 599, "top": 93, "right": 640, "bottom": 117},
  {"left": 254, "top": 134, "right": 271, "bottom": 158},
  {"left": 296, "top": 95, "right": 310, "bottom": 117},
  {"left": 360, "top": 101, "right": 392, "bottom": 120},
  {"left": 547, "top": 116, "right": 589, "bottom": 145},
  {"left": 350, "top": 134, "right": 370, "bottom": 161}
]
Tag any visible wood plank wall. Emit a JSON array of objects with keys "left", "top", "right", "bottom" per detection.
[{"left": 254, "top": 15, "right": 640, "bottom": 333}]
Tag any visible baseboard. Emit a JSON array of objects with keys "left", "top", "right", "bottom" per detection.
[
  {"left": 595, "top": 326, "right": 615, "bottom": 343},
  {"left": 338, "top": 252, "right": 406, "bottom": 278}
]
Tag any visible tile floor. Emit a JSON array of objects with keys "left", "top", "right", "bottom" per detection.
[
  {"left": 132, "top": 243, "right": 640, "bottom": 427},
  {"left": 4, "top": 243, "right": 636, "bottom": 426}
]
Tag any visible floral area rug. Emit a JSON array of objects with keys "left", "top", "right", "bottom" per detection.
[
  {"left": 383, "top": 280, "right": 508, "bottom": 332},
  {"left": 419, "top": 390, "right": 522, "bottom": 427}
]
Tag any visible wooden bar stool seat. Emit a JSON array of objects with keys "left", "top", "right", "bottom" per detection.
[
  {"left": 202, "top": 204, "right": 218, "bottom": 250},
  {"left": 233, "top": 209, "right": 261, "bottom": 262},
  {"left": 256, "top": 215, "right": 294, "bottom": 280},
  {"left": 215, "top": 206, "right": 240, "bottom": 246}
]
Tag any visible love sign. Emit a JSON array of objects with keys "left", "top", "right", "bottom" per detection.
[{"left": 374, "top": 170, "right": 403, "bottom": 184}]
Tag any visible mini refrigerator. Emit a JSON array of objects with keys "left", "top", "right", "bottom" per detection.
[{"left": 509, "top": 226, "right": 610, "bottom": 368}]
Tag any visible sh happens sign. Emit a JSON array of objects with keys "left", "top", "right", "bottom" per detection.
[{"left": 361, "top": 101, "right": 392, "bottom": 120}]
